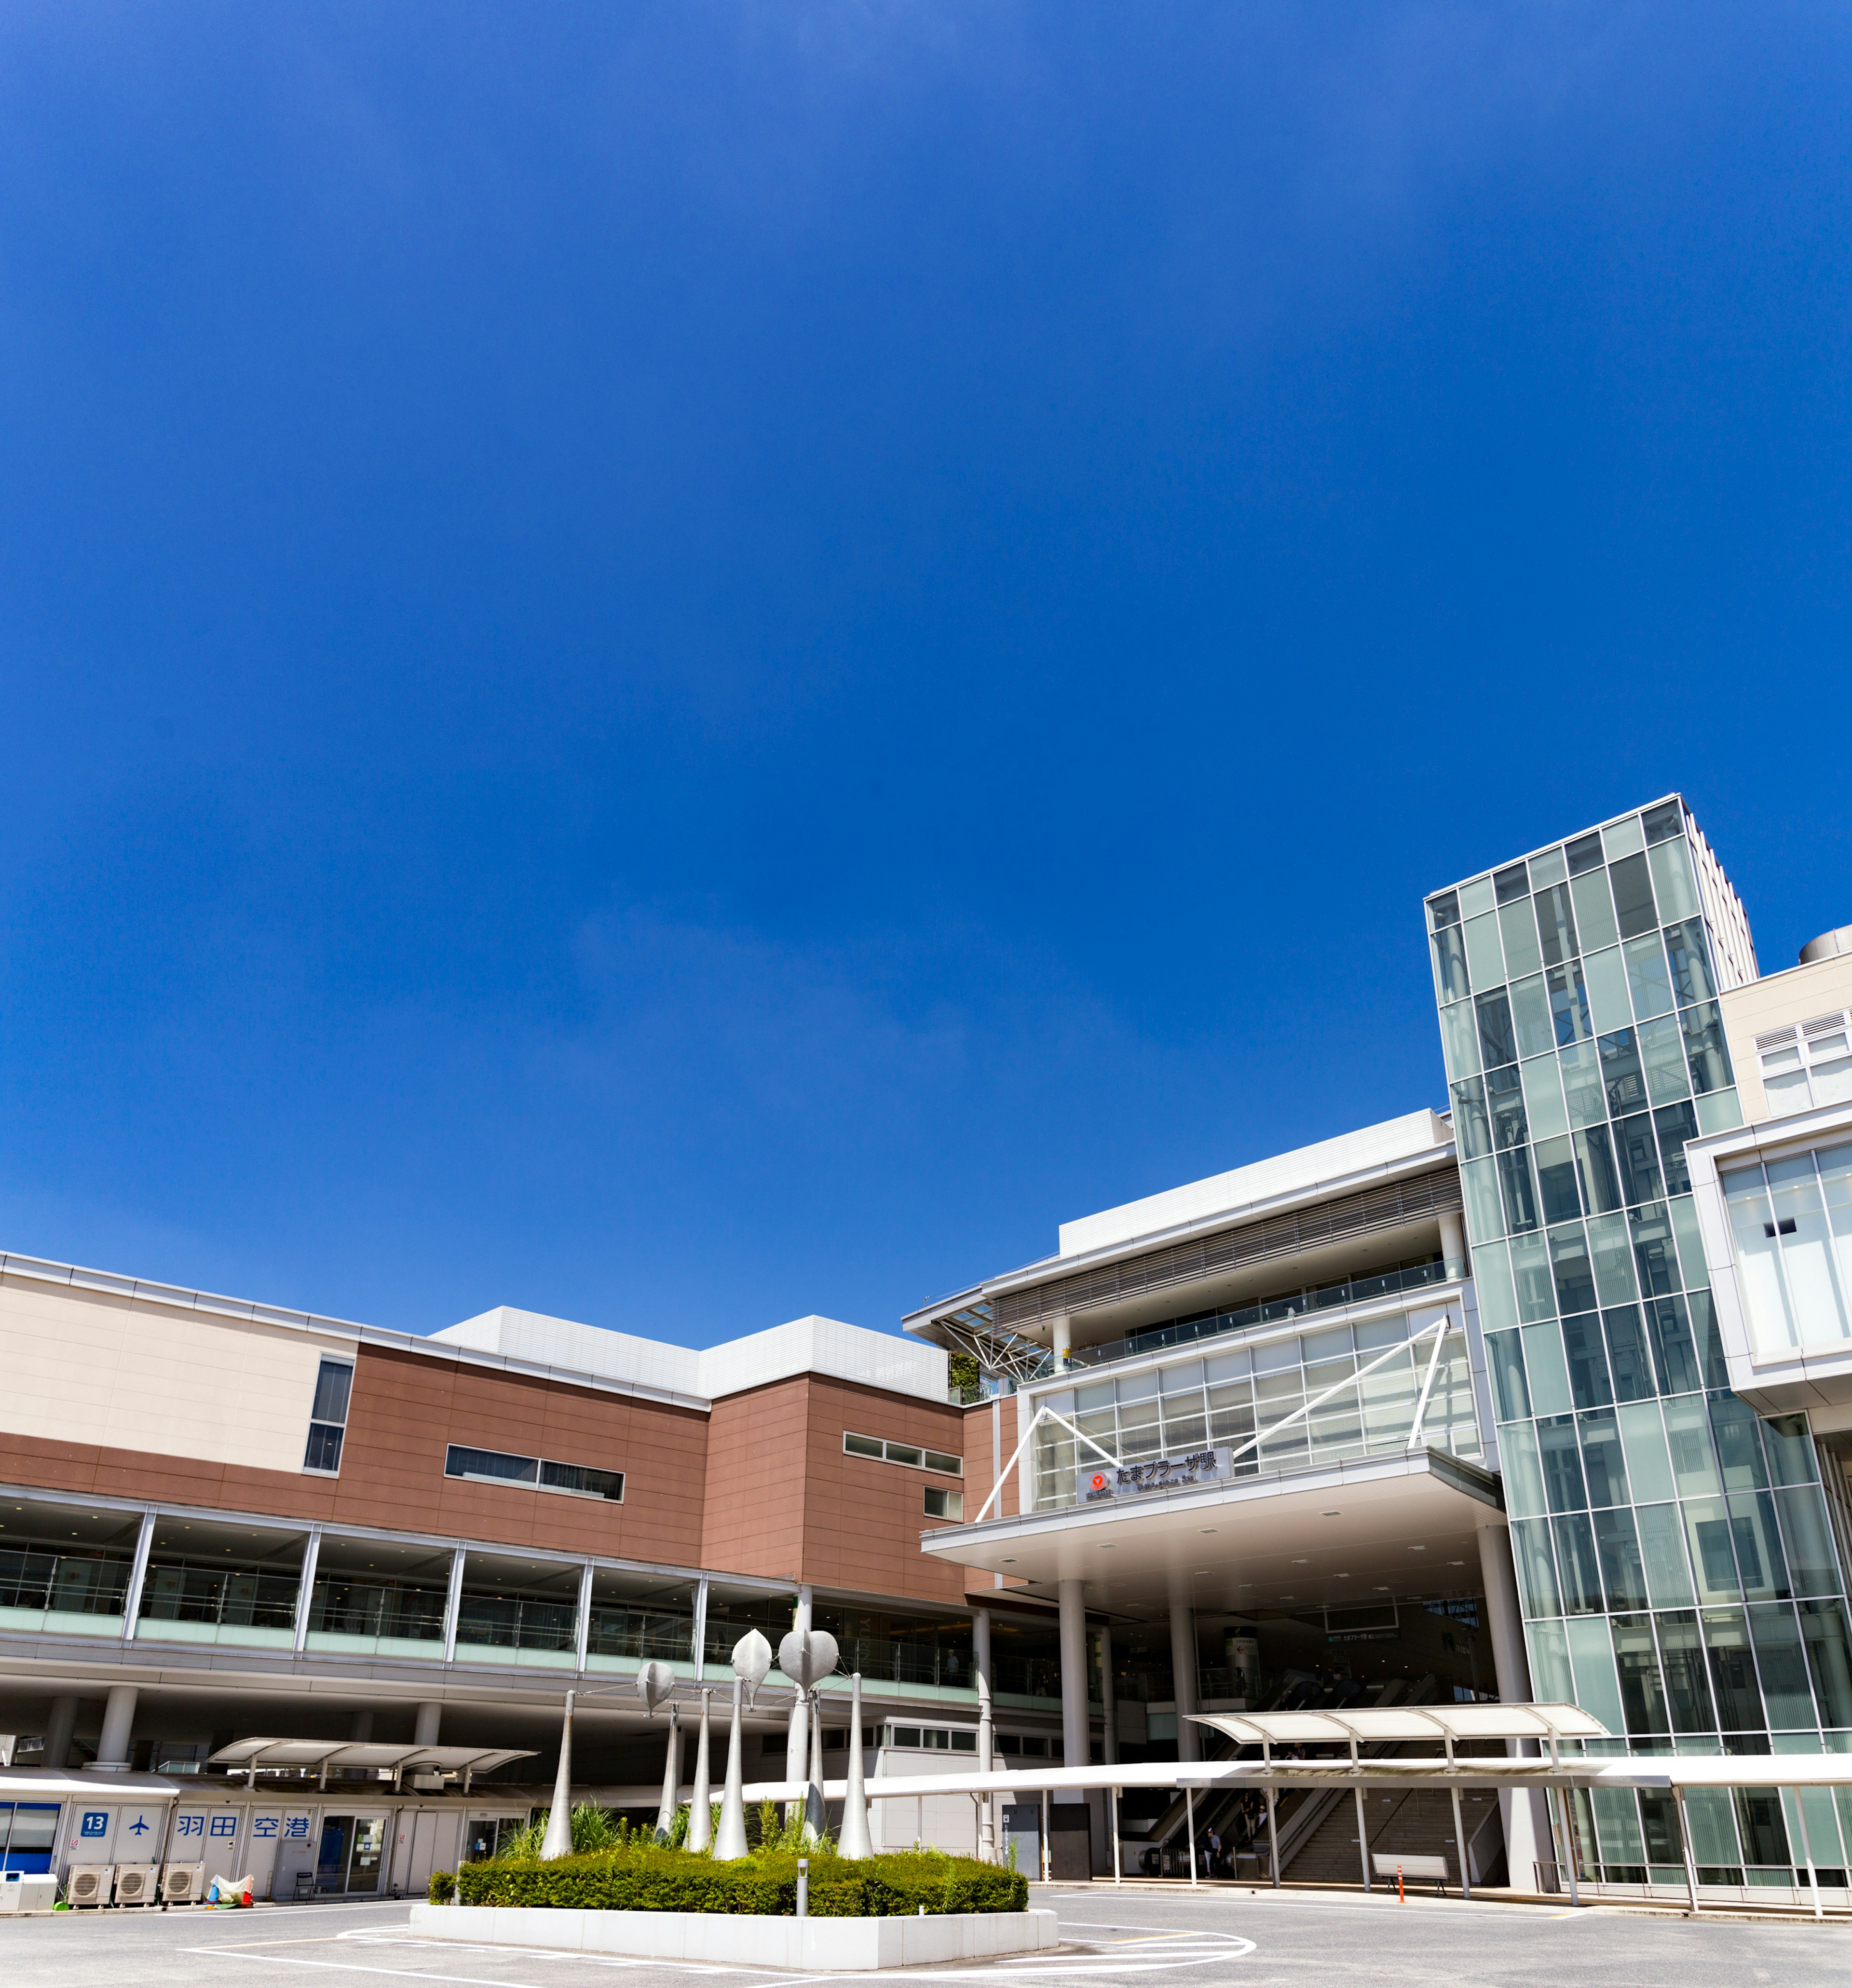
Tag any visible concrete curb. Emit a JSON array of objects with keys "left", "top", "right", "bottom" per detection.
[{"left": 407, "top": 1903, "right": 1060, "bottom": 1969}]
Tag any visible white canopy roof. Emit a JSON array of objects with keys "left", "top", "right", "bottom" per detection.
[
  {"left": 1189, "top": 1702, "right": 1610, "bottom": 1746},
  {"left": 207, "top": 1739, "right": 535, "bottom": 1775}
]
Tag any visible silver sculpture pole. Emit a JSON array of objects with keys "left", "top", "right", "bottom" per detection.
[
  {"left": 714, "top": 1675, "right": 749, "bottom": 1858},
  {"left": 655, "top": 1703, "right": 682, "bottom": 1841},
  {"left": 540, "top": 1690, "right": 575, "bottom": 1859},
  {"left": 776, "top": 1627, "right": 840, "bottom": 1850},
  {"left": 837, "top": 1672, "right": 873, "bottom": 1859},
  {"left": 805, "top": 1688, "right": 827, "bottom": 1844},
  {"left": 686, "top": 1688, "right": 713, "bottom": 1852}
]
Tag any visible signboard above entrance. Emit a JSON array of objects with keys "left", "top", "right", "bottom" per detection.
[{"left": 1076, "top": 1448, "right": 1230, "bottom": 1502}]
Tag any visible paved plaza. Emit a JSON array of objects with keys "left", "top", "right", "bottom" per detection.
[{"left": 0, "top": 1884, "right": 1846, "bottom": 1988}]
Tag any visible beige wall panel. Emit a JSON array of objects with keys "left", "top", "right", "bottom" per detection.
[
  {"left": 1720, "top": 953, "right": 1852, "bottom": 1122},
  {"left": 0, "top": 1277, "right": 338, "bottom": 1474}
]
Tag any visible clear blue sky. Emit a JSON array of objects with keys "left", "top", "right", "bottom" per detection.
[{"left": 2, "top": 5, "right": 1848, "bottom": 1345}]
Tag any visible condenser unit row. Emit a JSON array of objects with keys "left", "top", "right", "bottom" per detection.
[{"left": 60, "top": 1862, "right": 205, "bottom": 1906}]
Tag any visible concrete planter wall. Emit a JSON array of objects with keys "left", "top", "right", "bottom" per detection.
[{"left": 407, "top": 1903, "right": 1059, "bottom": 1971}]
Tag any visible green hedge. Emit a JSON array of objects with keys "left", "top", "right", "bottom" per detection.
[{"left": 451, "top": 1845, "right": 1026, "bottom": 1917}]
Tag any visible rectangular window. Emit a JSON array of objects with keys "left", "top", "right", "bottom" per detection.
[
  {"left": 924, "top": 1487, "right": 964, "bottom": 1520},
  {"left": 443, "top": 1445, "right": 624, "bottom": 1501},
  {"left": 303, "top": 1359, "right": 354, "bottom": 1475},
  {"left": 843, "top": 1432, "right": 963, "bottom": 1476}
]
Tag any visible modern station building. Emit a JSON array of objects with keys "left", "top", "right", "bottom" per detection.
[{"left": 3, "top": 791, "right": 1852, "bottom": 1901}]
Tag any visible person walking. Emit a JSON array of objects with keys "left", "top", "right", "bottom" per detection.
[{"left": 1206, "top": 1826, "right": 1223, "bottom": 1878}]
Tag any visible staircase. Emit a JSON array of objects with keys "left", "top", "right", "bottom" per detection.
[{"left": 1284, "top": 1785, "right": 1500, "bottom": 1888}]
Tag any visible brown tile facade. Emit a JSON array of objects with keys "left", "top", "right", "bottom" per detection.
[{"left": 0, "top": 1341, "right": 999, "bottom": 1606}]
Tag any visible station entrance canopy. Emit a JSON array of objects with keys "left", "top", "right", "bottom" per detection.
[{"left": 208, "top": 1739, "right": 535, "bottom": 1788}]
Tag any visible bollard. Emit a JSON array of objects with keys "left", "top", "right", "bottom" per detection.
[
  {"left": 797, "top": 1858, "right": 808, "bottom": 1920},
  {"left": 1397, "top": 1864, "right": 1404, "bottom": 1905}
]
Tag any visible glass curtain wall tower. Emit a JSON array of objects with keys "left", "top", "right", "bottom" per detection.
[{"left": 1427, "top": 797, "right": 1852, "bottom": 1883}]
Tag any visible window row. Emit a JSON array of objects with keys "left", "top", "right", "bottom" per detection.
[
  {"left": 1074, "top": 1258, "right": 1448, "bottom": 1372},
  {"left": 1456, "top": 1088, "right": 1698, "bottom": 1207},
  {"left": 1757, "top": 1009, "right": 1852, "bottom": 1118},
  {"left": 1035, "top": 1328, "right": 1481, "bottom": 1508},
  {"left": 1485, "top": 1301, "right": 1728, "bottom": 1429},
  {"left": 1430, "top": 809, "right": 1697, "bottom": 1005},
  {"left": 1723, "top": 1144, "right": 1852, "bottom": 1356},
  {"left": 843, "top": 1432, "right": 964, "bottom": 1476},
  {"left": 1511, "top": 1480, "right": 1840, "bottom": 1618},
  {"left": 1468, "top": 1190, "right": 1708, "bottom": 1318},
  {"left": 1500, "top": 1395, "right": 1816, "bottom": 1517},
  {"left": 443, "top": 1444, "right": 626, "bottom": 1502},
  {"left": 1525, "top": 1599, "right": 1852, "bottom": 1743},
  {"left": 1447, "top": 990, "right": 1732, "bottom": 1136},
  {"left": 1567, "top": 1780, "right": 1852, "bottom": 1889}
]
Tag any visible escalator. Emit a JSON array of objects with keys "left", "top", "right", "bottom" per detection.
[{"left": 1132, "top": 1673, "right": 1435, "bottom": 1876}]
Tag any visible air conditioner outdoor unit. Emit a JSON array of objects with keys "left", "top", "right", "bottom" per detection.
[
  {"left": 0, "top": 1873, "right": 60, "bottom": 1914},
  {"left": 161, "top": 1862, "right": 205, "bottom": 1903},
  {"left": 114, "top": 1864, "right": 159, "bottom": 1905},
  {"left": 65, "top": 1865, "right": 114, "bottom": 1906}
]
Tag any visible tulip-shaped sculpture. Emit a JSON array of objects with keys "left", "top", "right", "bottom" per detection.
[
  {"left": 638, "top": 1659, "right": 681, "bottom": 1842},
  {"left": 777, "top": 1628, "right": 840, "bottom": 1848},
  {"left": 714, "top": 1630, "right": 771, "bottom": 1859},
  {"left": 837, "top": 1673, "right": 873, "bottom": 1859},
  {"left": 686, "top": 1688, "right": 713, "bottom": 1852}
]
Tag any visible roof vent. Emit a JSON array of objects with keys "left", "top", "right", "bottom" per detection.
[{"left": 1801, "top": 926, "right": 1852, "bottom": 966}]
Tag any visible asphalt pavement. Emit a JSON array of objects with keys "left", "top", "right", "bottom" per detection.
[{"left": 0, "top": 1881, "right": 1845, "bottom": 1987}]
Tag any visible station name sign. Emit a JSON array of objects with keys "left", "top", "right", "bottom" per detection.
[{"left": 1077, "top": 1448, "right": 1230, "bottom": 1502}]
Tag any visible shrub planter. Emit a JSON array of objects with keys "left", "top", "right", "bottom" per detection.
[{"left": 408, "top": 1903, "right": 1060, "bottom": 1970}]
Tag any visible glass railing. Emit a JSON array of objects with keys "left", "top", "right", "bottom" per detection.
[
  {"left": 140, "top": 1564, "right": 300, "bottom": 1630},
  {"left": 0, "top": 1549, "right": 131, "bottom": 1618},
  {"left": 994, "top": 1656, "right": 1061, "bottom": 1701},
  {"left": 1064, "top": 1260, "right": 1452, "bottom": 1372},
  {"left": 589, "top": 1605, "right": 694, "bottom": 1663},
  {"left": 831, "top": 1634, "right": 975, "bottom": 1690},
  {"left": 454, "top": 1593, "right": 577, "bottom": 1651},
  {"left": 307, "top": 1580, "right": 447, "bottom": 1642}
]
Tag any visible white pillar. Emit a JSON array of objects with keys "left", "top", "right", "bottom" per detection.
[
  {"left": 1058, "top": 1581, "right": 1089, "bottom": 1769},
  {"left": 1440, "top": 1207, "right": 1468, "bottom": 1280},
  {"left": 785, "top": 1587, "right": 812, "bottom": 1819},
  {"left": 1052, "top": 1315, "right": 1072, "bottom": 1372},
  {"left": 42, "top": 1697, "right": 78, "bottom": 1770},
  {"left": 415, "top": 1702, "right": 442, "bottom": 1747},
  {"left": 1169, "top": 1598, "right": 1200, "bottom": 1761},
  {"left": 1477, "top": 1519, "right": 1545, "bottom": 1890},
  {"left": 974, "top": 1609, "right": 995, "bottom": 1861},
  {"left": 95, "top": 1685, "right": 137, "bottom": 1770}
]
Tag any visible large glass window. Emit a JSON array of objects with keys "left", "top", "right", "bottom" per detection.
[
  {"left": 1723, "top": 1153, "right": 1852, "bottom": 1352},
  {"left": 304, "top": 1359, "right": 354, "bottom": 1474}
]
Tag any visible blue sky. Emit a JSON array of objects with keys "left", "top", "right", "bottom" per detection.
[{"left": 2, "top": 4, "right": 1849, "bottom": 1345}]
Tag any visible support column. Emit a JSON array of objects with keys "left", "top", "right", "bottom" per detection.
[
  {"left": 575, "top": 1563, "right": 595, "bottom": 1674},
  {"left": 95, "top": 1685, "right": 137, "bottom": 1771},
  {"left": 441, "top": 1547, "right": 466, "bottom": 1664},
  {"left": 1098, "top": 1625, "right": 1118, "bottom": 1767},
  {"left": 1169, "top": 1597, "right": 1200, "bottom": 1762},
  {"left": 120, "top": 1511, "right": 156, "bottom": 1644},
  {"left": 1440, "top": 1207, "right": 1468, "bottom": 1281},
  {"left": 414, "top": 1702, "right": 442, "bottom": 1747},
  {"left": 349, "top": 1710, "right": 374, "bottom": 1743},
  {"left": 294, "top": 1529, "right": 322, "bottom": 1654},
  {"left": 1057, "top": 1581, "right": 1089, "bottom": 1768},
  {"left": 990, "top": 1397, "right": 1006, "bottom": 1581},
  {"left": 42, "top": 1697, "right": 78, "bottom": 1770},
  {"left": 785, "top": 1586, "right": 812, "bottom": 1818},
  {"left": 691, "top": 1578, "right": 709, "bottom": 1683},
  {"left": 974, "top": 1609, "right": 995, "bottom": 1862},
  {"left": 1051, "top": 1315, "right": 1072, "bottom": 1372},
  {"left": 1477, "top": 1519, "right": 1545, "bottom": 1891}
]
